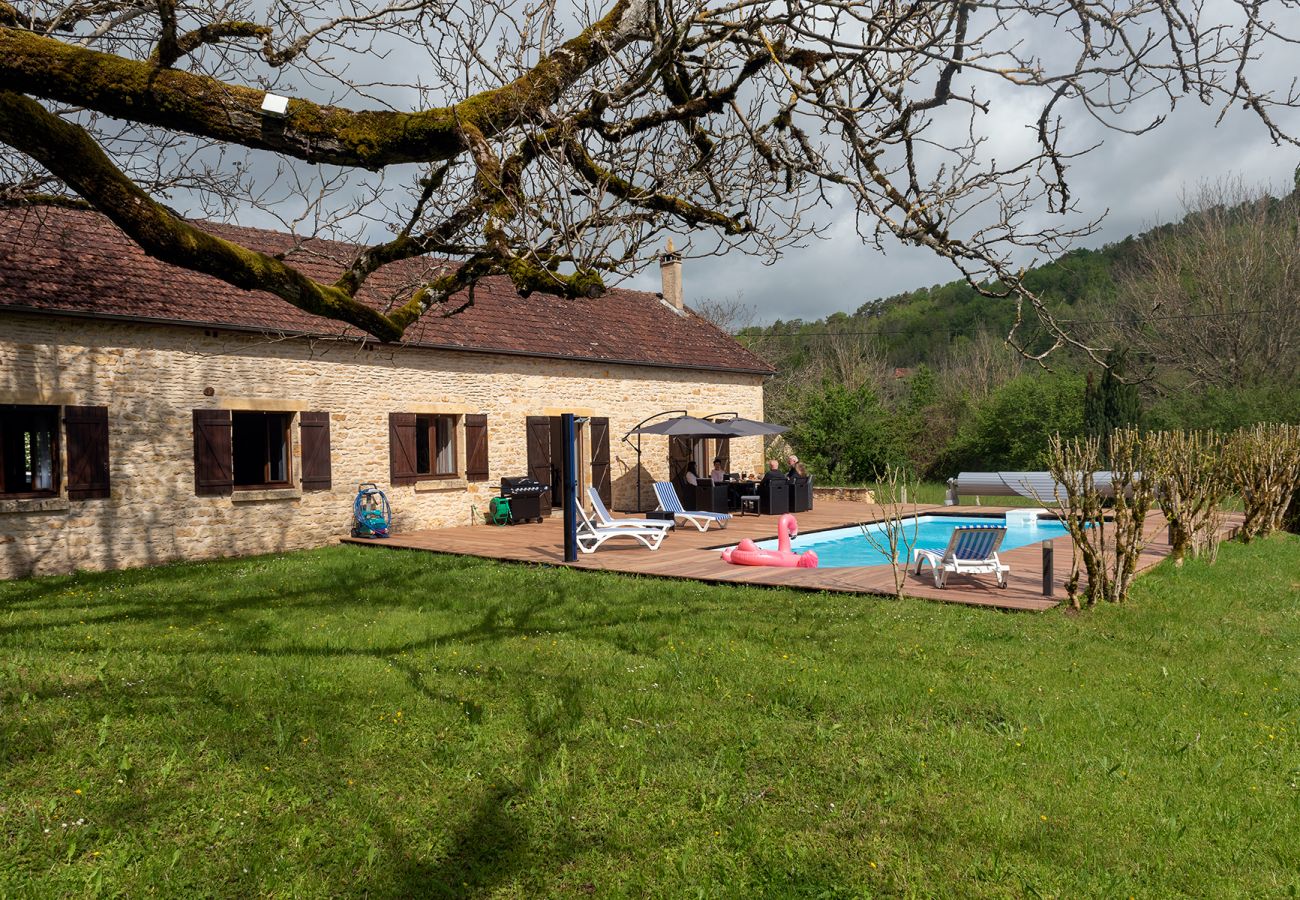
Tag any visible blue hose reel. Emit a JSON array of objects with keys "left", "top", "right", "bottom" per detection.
[{"left": 351, "top": 483, "right": 391, "bottom": 538}]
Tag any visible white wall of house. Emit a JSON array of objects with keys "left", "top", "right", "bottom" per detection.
[{"left": 0, "top": 313, "right": 766, "bottom": 579}]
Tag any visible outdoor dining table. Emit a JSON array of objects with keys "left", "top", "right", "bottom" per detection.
[{"left": 725, "top": 479, "right": 760, "bottom": 511}]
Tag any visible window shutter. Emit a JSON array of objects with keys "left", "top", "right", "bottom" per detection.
[
  {"left": 590, "top": 417, "right": 612, "bottom": 507},
  {"left": 300, "top": 412, "right": 331, "bottom": 491},
  {"left": 464, "top": 414, "right": 489, "bottom": 482},
  {"left": 64, "top": 406, "right": 110, "bottom": 500},
  {"left": 193, "top": 409, "right": 233, "bottom": 496},
  {"left": 389, "top": 412, "right": 418, "bottom": 486},
  {"left": 526, "top": 415, "right": 552, "bottom": 516}
]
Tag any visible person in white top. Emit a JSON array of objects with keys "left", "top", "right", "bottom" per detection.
[
  {"left": 684, "top": 461, "right": 699, "bottom": 486},
  {"left": 710, "top": 458, "right": 726, "bottom": 482}
]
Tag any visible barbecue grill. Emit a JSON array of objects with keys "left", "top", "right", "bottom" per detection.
[{"left": 500, "top": 476, "right": 548, "bottom": 523}]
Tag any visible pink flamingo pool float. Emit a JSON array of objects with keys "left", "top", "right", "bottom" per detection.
[{"left": 720, "top": 513, "right": 819, "bottom": 568}]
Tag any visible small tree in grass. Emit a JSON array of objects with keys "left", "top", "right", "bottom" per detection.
[
  {"left": 1224, "top": 423, "right": 1300, "bottom": 541},
  {"left": 1045, "top": 428, "right": 1154, "bottom": 609},
  {"left": 1145, "top": 430, "right": 1232, "bottom": 564},
  {"left": 859, "top": 464, "right": 921, "bottom": 599}
]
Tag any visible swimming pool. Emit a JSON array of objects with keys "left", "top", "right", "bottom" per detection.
[{"left": 751, "top": 514, "right": 1071, "bottom": 568}]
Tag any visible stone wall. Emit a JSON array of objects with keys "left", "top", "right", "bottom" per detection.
[{"left": 0, "top": 313, "right": 766, "bottom": 578}]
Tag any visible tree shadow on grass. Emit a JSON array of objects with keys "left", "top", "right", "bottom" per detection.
[{"left": 342, "top": 675, "right": 588, "bottom": 899}]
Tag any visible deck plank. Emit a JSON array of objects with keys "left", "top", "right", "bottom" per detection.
[{"left": 341, "top": 500, "right": 1242, "bottom": 613}]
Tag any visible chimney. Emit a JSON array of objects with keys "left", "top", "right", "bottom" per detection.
[{"left": 659, "top": 238, "right": 683, "bottom": 311}]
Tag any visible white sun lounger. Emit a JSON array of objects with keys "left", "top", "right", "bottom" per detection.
[
  {"left": 586, "top": 486, "right": 674, "bottom": 533},
  {"left": 576, "top": 506, "right": 667, "bottom": 553},
  {"left": 653, "top": 481, "right": 731, "bottom": 532},
  {"left": 912, "top": 524, "right": 1010, "bottom": 589}
]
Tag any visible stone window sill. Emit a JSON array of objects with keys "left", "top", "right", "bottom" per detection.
[
  {"left": 0, "top": 496, "right": 70, "bottom": 514},
  {"left": 232, "top": 488, "right": 303, "bottom": 503},
  {"left": 414, "top": 478, "right": 468, "bottom": 493}
]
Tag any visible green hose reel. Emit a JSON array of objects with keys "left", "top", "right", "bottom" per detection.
[{"left": 488, "top": 496, "right": 512, "bottom": 525}]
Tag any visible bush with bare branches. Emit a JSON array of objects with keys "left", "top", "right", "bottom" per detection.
[
  {"left": 1224, "top": 423, "right": 1300, "bottom": 542},
  {"left": 1144, "top": 430, "right": 1231, "bottom": 564},
  {"left": 1044, "top": 428, "right": 1153, "bottom": 609}
]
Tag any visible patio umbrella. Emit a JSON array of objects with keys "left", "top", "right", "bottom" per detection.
[
  {"left": 716, "top": 417, "right": 788, "bottom": 437},
  {"left": 627, "top": 415, "right": 736, "bottom": 438}
]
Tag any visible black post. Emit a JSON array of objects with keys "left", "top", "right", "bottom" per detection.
[
  {"left": 1041, "top": 540, "right": 1054, "bottom": 597},
  {"left": 562, "top": 413, "right": 578, "bottom": 562}
]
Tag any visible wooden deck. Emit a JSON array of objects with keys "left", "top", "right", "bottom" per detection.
[{"left": 342, "top": 500, "right": 1236, "bottom": 613}]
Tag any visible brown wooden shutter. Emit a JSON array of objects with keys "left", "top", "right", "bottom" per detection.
[
  {"left": 300, "top": 412, "right": 331, "bottom": 491},
  {"left": 590, "top": 416, "right": 612, "bottom": 507},
  {"left": 193, "top": 409, "right": 233, "bottom": 496},
  {"left": 389, "top": 412, "right": 418, "bottom": 486},
  {"left": 526, "top": 415, "right": 552, "bottom": 516},
  {"left": 464, "top": 414, "right": 489, "bottom": 482},
  {"left": 64, "top": 405, "right": 110, "bottom": 500}
]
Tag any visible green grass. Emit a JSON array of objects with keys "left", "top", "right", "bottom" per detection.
[{"left": 2, "top": 539, "right": 1298, "bottom": 897}]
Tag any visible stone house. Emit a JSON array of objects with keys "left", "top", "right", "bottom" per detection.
[{"left": 0, "top": 208, "right": 772, "bottom": 579}]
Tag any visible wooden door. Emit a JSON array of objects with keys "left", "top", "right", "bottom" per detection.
[
  {"left": 590, "top": 417, "right": 611, "bottom": 507},
  {"left": 668, "top": 436, "right": 691, "bottom": 486},
  {"left": 526, "top": 415, "right": 552, "bottom": 516}
]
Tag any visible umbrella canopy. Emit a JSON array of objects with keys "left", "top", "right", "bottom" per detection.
[
  {"left": 716, "top": 417, "right": 788, "bottom": 437},
  {"left": 627, "top": 415, "right": 735, "bottom": 438}
]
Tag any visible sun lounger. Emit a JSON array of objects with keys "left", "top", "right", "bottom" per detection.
[
  {"left": 586, "top": 487, "right": 674, "bottom": 533},
  {"left": 912, "top": 524, "right": 1010, "bottom": 588},
  {"left": 576, "top": 506, "right": 667, "bottom": 553},
  {"left": 653, "top": 481, "right": 731, "bottom": 532}
]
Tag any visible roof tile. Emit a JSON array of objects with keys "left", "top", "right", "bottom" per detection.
[{"left": 0, "top": 207, "right": 773, "bottom": 375}]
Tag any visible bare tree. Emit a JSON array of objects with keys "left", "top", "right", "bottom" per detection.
[
  {"left": 1116, "top": 178, "right": 1300, "bottom": 389},
  {"left": 858, "top": 463, "right": 920, "bottom": 599},
  {"left": 690, "top": 292, "right": 754, "bottom": 334},
  {"left": 938, "top": 327, "right": 1025, "bottom": 402},
  {"left": 1, "top": 1, "right": 1297, "bottom": 350}
]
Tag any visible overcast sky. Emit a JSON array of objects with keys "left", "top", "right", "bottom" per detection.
[
  {"left": 628, "top": 98, "right": 1300, "bottom": 326},
  {"left": 152, "top": 2, "right": 1300, "bottom": 330}
]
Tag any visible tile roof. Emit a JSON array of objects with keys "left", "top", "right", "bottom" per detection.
[{"left": 0, "top": 207, "right": 773, "bottom": 375}]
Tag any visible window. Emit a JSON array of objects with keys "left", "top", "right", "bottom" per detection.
[
  {"left": 414, "top": 414, "right": 457, "bottom": 477},
  {"left": 231, "top": 412, "right": 292, "bottom": 489},
  {"left": 389, "top": 413, "right": 460, "bottom": 485},
  {"left": 0, "top": 405, "right": 59, "bottom": 497}
]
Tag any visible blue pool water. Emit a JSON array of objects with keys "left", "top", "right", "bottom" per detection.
[{"left": 752, "top": 514, "right": 1069, "bottom": 568}]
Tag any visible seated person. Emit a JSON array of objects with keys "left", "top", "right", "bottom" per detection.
[
  {"left": 684, "top": 460, "right": 699, "bottom": 487},
  {"left": 793, "top": 461, "right": 808, "bottom": 479},
  {"left": 760, "top": 459, "right": 782, "bottom": 482},
  {"left": 786, "top": 454, "right": 801, "bottom": 477},
  {"left": 710, "top": 458, "right": 727, "bottom": 483}
]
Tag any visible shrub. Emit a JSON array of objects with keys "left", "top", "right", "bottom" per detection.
[
  {"left": 1224, "top": 423, "right": 1300, "bottom": 542},
  {"left": 1144, "top": 430, "right": 1231, "bottom": 563},
  {"left": 1044, "top": 428, "right": 1153, "bottom": 608}
]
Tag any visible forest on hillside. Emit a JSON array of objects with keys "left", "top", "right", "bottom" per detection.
[{"left": 718, "top": 178, "right": 1300, "bottom": 484}]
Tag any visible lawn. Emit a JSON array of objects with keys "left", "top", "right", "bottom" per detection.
[{"left": 2, "top": 538, "right": 1298, "bottom": 897}]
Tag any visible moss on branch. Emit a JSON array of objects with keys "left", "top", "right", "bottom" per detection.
[
  {"left": 0, "top": 1, "right": 641, "bottom": 169},
  {"left": 0, "top": 89, "right": 407, "bottom": 341}
]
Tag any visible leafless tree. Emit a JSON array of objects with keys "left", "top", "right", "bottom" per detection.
[
  {"left": 2, "top": 1, "right": 1297, "bottom": 350},
  {"left": 690, "top": 292, "right": 754, "bottom": 334},
  {"left": 937, "top": 327, "right": 1025, "bottom": 401},
  {"left": 1116, "top": 178, "right": 1300, "bottom": 389},
  {"left": 858, "top": 463, "right": 920, "bottom": 599}
]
